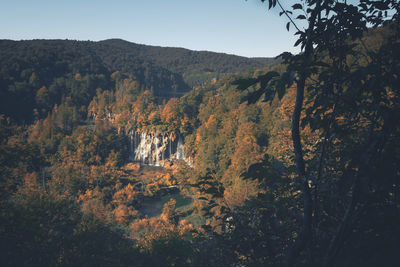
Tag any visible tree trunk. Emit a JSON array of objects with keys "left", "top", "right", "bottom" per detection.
[
  {"left": 287, "top": 74, "right": 313, "bottom": 267},
  {"left": 286, "top": 1, "right": 322, "bottom": 265}
]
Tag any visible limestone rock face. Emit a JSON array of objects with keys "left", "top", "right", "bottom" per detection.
[{"left": 129, "top": 130, "right": 191, "bottom": 166}]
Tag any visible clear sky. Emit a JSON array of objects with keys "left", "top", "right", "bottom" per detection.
[{"left": 0, "top": 0, "right": 301, "bottom": 58}]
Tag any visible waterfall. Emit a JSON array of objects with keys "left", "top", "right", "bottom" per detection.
[
  {"left": 134, "top": 131, "right": 138, "bottom": 160},
  {"left": 149, "top": 133, "right": 153, "bottom": 165},
  {"left": 161, "top": 134, "right": 166, "bottom": 166},
  {"left": 129, "top": 130, "right": 189, "bottom": 166},
  {"left": 129, "top": 130, "right": 134, "bottom": 161},
  {"left": 176, "top": 136, "right": 185, "bottom": 160},
  {"left": 169, "top": 138, "right": 172, "bottom": 158},
  {"left": 161, "top": 148, "right": 165, "bottom": 166},
  {"left": 141, "top": 132, "right": 146, "bottom": 164},
  {"left": 155, "top": 136, "right": 160, "bottom": 166}
]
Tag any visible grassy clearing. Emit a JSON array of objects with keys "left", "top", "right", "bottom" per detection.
[{"left": 139, "top": 193, "right": 193, "bottom": 218}]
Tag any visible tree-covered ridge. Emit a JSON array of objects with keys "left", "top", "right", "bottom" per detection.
[
  {"left": 98, "top": 38, "right": 275, "bottom": 79},
  {"left": 0, "top": 39, "right": 275, "bottom": 123}
]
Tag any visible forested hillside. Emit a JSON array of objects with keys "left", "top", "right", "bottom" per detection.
[
  {"left": 0, "top": 39, "right": 274, "bottom": 122},
  {"left": 96, "top": 39, "right": 275, "bottom": 82},
  {"left": 1, "top": 1, "right": 399, "bottom": 266}
]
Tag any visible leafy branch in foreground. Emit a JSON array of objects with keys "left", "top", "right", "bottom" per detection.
[{"left": 245, "top": 0, "right": 400, "bottom": 266}]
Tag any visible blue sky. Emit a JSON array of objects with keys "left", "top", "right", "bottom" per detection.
[{"left": 0, "top": 0, "right": 301, "bottom": 57}]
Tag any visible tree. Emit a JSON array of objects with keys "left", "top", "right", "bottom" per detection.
[{"left": 239, "top": 0, "right": 400, "bottom": 266}]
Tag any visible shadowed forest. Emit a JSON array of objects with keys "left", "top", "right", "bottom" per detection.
[{"left": 1, "top": 1, "right": 399, "bottom": 266}]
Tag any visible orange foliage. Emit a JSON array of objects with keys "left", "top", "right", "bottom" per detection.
[
  {"left": 204, "top": 115, "right": 217, "bottom": 130},
  {"left": 195, "top": 132, "right": 201, "bottom": 146},
  {"left": 160, "top": 173, "right": 177, "bottom": 186},
  {"left": 113, "top": 204, "right": 139, "bottom": 224},
  {"left": 148, "top": 110, "right": 160, "bottom": 122},
  {"left": 78, "top": 188, "right": 113, "bottom": 223},
  {"left": 159, "top": 198, "right": 176, "bottom": 222},
  {"left": 221, "top": 122, "right": 264, "bottom": 183},
  {"left": 130, "top": 217, "right": 174, "bottom": 242},
  {"left": 264, "top": 84, "right": 321, "bottom": 165},
  {"left": 105, "top": 150, "right": 118, "bottom": 168},
  {"left": 113, "top": 183, "right": 137, "bottom": 205},
  {"left": 24, "top": 172, "right": 38, "bottom": 188},
  {"left": 224, "top": 177, "right": 261, "bottom": 209},
  {"left": 36, "top": 86, "right": 49, "bottom": 104},
  {"left": 161, "top": 98, "right": 180, "bottom": 124}
]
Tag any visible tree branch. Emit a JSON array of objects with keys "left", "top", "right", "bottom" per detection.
[{"left": 276, "top": 0, "right": 302, "bottom": 33}]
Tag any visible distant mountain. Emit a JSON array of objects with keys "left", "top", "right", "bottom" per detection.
[
  {"left": 96, "top": 39, "right": 275, "bottom": 82},
  {"left": 0, "top": 39, "right": 275, "bottom": 122}
]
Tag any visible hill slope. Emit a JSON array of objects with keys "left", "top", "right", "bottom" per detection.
[
  {"left": 0, "top": 39, "right": 275, "bottom": 122},
  {"left": 96, "top": 38, "right": 275, "bottom": 80}
]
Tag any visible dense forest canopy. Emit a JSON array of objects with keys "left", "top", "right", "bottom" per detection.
[
  {"left": 0, "top": 39, "right": 275, "bottom": 123},
  {"left": 1, "top": 0, "right": 399, "bottom": 266}
]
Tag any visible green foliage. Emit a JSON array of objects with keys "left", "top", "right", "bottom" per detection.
[
  {"left": 233, "top": 69, "right": 294, "bottom": 104},
  {"left": 1, "top": 188, "right": 142, "bottom": 266},
  {"left": 0, "top": 39, "right": 275, "bottom": 123},
  {"left": 258, "top": 1, "right": 400, "bottom": 266}
]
